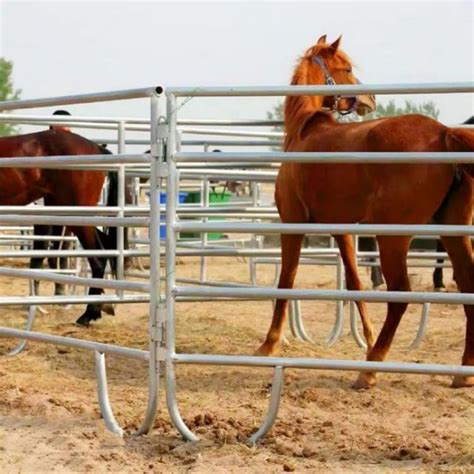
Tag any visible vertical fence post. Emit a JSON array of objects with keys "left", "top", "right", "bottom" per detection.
[
  {"left": 134, "top": 93, "right": 162, "bottom": 435},
  {"left": 165, "top": 93, "right": 199, "bottom": 442},
  {"left": 116, "top": 121, "right": 126, "bottom": 296},
  {"left": 200, "top": 178, "right": 210, "bottom": 282}
]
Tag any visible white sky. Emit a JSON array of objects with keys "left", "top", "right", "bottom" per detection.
[{"left": 0, "top": 0, "right": 473, "bottom": 143}]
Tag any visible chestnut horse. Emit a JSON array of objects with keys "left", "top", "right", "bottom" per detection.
[
  {"left": 256, "top": 35, "right": 474, "bottom": 389},
  {"left": 0, "top": 128, "right": 119, "bottom": 326}
]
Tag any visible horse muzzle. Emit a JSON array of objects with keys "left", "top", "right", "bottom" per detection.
[{"left": 356, "top": 94, "right": 376, "bottom": 116}]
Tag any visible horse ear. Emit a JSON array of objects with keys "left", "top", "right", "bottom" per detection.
[
  {"left": 316, "top": 35, "right": 327, "bottom": 44},
  {"left": 329, "top": 35, "right": 342, "bottom": 53}
]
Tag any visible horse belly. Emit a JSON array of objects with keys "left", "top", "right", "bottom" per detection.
[
  {"left": 277, "top": 162, "right": 455, "bottom": 225},
  {"left": 364, "top": 164, "right": 455, "bottom": 224},
  {"left": 296, "top": 163, "right": 375, "bottom": 223},
  {"left": 0, "top": 169, "right": 47, "bottom": 205}
]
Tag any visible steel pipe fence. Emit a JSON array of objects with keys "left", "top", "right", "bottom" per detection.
[
  {"left": 1, "top": 82, "right": 474, "bottom": 447},
  {"left": 162, "top": 82, "right": 474, "bottom": 445},
  {"left": 0, "top": 86, "right": 165, "bottom": 438}
]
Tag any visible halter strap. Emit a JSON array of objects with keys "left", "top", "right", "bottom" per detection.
[
  {"left": 312, "top": 55, "right": 356, "bottom": 115},
  {"left": 312, "top": 56, "right": 336, "bottom": 86}
]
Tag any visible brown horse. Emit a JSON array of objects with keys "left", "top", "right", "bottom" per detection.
[
  {"left": 256, "top": 35, "right": 474, "bottom": 389},
  {"left": 0, "top": 128, "right": 119, "bottom": 326}
]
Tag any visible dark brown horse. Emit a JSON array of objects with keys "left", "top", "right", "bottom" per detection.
[
  {"left": 0, "top": 129, "right": 119, "bottom": 326},
  {"left": 256, "top": 35, "right": 474, "bottom": 389}
]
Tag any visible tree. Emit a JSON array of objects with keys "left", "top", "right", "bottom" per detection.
[
  {"left": 366, "top": 99, "right": 439, "bottom": 120},
  {"left": 0, "top": 58, "right": 21, "bottom": 136}
]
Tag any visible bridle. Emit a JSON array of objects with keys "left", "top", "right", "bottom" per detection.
[{"left": 312, "top": 55, "right": 357, "bottom": 116}]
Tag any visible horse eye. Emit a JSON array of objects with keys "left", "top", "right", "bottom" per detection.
[{"left": 346, "top": 67, "right": 353, "bottom": 73}]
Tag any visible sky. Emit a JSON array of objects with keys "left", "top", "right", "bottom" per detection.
[{"left": 0, "top": 0, "right": 473, "bottom": 144}]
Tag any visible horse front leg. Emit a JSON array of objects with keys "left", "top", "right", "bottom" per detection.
[
  {"left": 433, "top": 239, "right": 446, "bottom": 290},
  {"left": 335, "top": 234, "right": 376, "bottom": 350},
  {"left": 255, "top": 233, "right": 304, "bottom": 356},
  {"left": 70, "top": 226, "right": 108, "bottom": 327},
  {"left": 30, "top": 224, "right": 52, "bottom": 295}
]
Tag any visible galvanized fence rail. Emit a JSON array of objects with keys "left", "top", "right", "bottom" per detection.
[
  {"left": 0, "top": 86, "right": 164, "bottom": 436},
  {"left": 164, "top": 82, "right": 474, "bottom": 444}
]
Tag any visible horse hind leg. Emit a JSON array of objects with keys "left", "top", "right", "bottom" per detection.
[
  {"left": 353, "top": 235, "right": 412, "bottom": 390},
  {"left": 434, "top": 173, "right": 474, "bottom": 387},
  {"left": 255, "top": 233, "right": 304, "bottom": 356},
  {"left": 442, "top": 235, "right": 474, "bottom": 387},
  {"left": 335, "top": 235, "right": 376, "bottom": 351}
]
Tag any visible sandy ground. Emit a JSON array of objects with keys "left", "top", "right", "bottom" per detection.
[{"left": 0, "top": 252, "right": 473, "bottom": 473}]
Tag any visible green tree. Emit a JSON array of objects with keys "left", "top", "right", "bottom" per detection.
[
  {"left": 0, "top": 58, "right": 21, "bottom": 136},
  {"left": 367, "top": 99, "right": 439, "bottom": 120},
  {"left": 266, "top": 101, "right": 284, "bottom": 149}
]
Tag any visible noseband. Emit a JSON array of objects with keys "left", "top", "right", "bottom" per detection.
[{"left": 313, "top": 55, "right": 357, "bottom": 116}]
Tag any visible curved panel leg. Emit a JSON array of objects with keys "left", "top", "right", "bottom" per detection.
[
  {"left": 409, "top": 303, "right": 430, "bottom": 350},
  {"left": 293, "top": 301, "right": 315, "bottom": 343},
  {"left": 133, "top": 330, "right": 160, "bottom": 436},
  {"left": 94, "top": 351, "right": 124, "bottom": 437},
  {"left": 248, "top": 366, "right": 285, "bottom": 446},
  {"left": 350, "top": 301, "right": 367, "bottom": 350},
  {"left": 288, "top": 300, "right": 301, "bottom": 339},
  {"left": 326, "top": 255, "right": 345, "bottom": 346},
  {"left": 8, "top": 280, "right": 38, "bottom": 356},
  {"left": 166, "top": 359, "right": 199, "bottom": 442},
  {"left": 7, "top": 304, "right": 37, "bottom": 356}
]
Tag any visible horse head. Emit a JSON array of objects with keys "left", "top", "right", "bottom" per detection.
[{"left": 295, "top": 35, "right": 376, "bottom": 116}]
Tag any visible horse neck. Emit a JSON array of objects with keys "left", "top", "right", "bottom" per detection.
[{"left": 284, "top": 64, "right": 325, "bottom": 149}]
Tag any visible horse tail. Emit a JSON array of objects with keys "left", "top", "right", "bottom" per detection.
[
  {"left": 98, "top": 145, "right": 118, "bottom": 276},
  {"left": 445, "top": 128, "right": 474, "bottom": 178}
]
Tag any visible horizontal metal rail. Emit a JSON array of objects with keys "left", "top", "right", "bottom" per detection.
[
  {"left": 0, "top": 267, "right": 149, "bottom": 293},
  {"left": 0, "top": 249, "right": 148, "bottom": 258},
  {"left": 0, "top": 206, "right": 147, "bottom": 216},
  {"left": 173, "top": 286, "right": 474, "bottom": 305},
  {"left": 0, "top": 234, "right": 77, "bottom": 241},
  {"left": 0, "top": 86, "right": 162, "bottom": 111},
  {"left": 98, "top": 138, "right": 283, "bottom": 147},
  {"left": 0, "top": 294, "right": 148, "bottom": 306},
  {"left": 175, "top": 151, "right": 474, "bottom": 164},
  {"left": 178, "top": 127, "right": 283, "bottom": 139},
  {"left": 173, "top": 353, "right": 474, "bottom": 377},
  {"left": 180, "top": 172, "right": 277, "bottom": 183},
  {"left": 175, "top": 247, "right": 340, "bottom": 257},
  {"left": 0, "top": 327, "right": 148, "bottom": 361},
  {"left": 0, "top": 113, "right": 282, "bottom": 127},
  {"left": 0, "top": 215, "right": 148, "bottom": 227},
  {"left": 167, "top": 82, "right": 474, "bottom": 97},
  {"left": 174, "top": 222, "right": 474, "bottom": 236},
  {"left": 0, "top": 153, "right": 150, "bottom": 168}
]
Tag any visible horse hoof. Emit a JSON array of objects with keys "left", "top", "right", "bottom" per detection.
[
  {"left": 434, "top": 287, "right": 447, "bottom": 293},
  {"left": 254, "top": 342, "right": 279, "bottom": 357},
  {"left": 102, "top": 303, "right": 115, "bottom": 316},
  {"left": 75, "top": 313, "right": 101, "bottom": 327},
  {"left": 452, "top": 375, "right": 474, "bottom": 388},
  {"left": 75, "top": 316, "right": 91, "bottom": 327},
  {"left": 352, "top": 372, "right": 376, "bottom": 390}
]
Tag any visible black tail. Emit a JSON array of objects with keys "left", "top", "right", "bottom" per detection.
[{"left": 100, "top": 145, "right": 130, "bottom": 274}]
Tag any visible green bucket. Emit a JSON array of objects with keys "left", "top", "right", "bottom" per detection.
[{"left": 180, "top": 189, "right": 231, "bottom": 240}]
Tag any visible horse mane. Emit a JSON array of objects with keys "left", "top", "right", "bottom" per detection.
[{"left": 283, "top": 44, "right": 353, "bottom": 150}]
